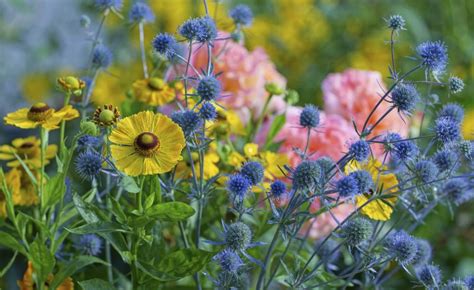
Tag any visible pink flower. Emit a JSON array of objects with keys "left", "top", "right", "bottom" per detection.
[
  {"left": 275, "top": 106, "right": 358, "bottom": 167},
  {"left": 178, "top": 32, "right": 286, "bottom": 123},
  {"left": 322, "top": 69, "right": 408, "bottom": 138}
]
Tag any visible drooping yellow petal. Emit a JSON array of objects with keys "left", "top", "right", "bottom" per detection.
[
  {"left": 4, "top": 109, "right": 38, "bottom": 129},
  {"left": 0, "top": 145, "right": 16, "bottom": 160},
  {"left": 109, "top": 117, "right": 137, "bottom": 145}
]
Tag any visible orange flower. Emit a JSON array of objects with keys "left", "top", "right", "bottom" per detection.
[{"left": 18, "top": 261, "right": 74, "bottom": 290}]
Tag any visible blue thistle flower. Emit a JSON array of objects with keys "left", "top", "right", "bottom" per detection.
[
  {"left": 434, "top": 117, "right": 461, "bottom": 143},
  {"left": 152, "top": 33, "right": 177, "bottom": 58},
  {"left": 229, "top": 4, "right": 253, "bottom": 26},
  {"left": 292, "top": 160, "right": 321, "bottom": 191},
  {"left": 386, "top": 15, "right": 405, "bottom": 30},
  {"left": 341, "top": 217, "right": 373, "bottom": 246},
  {"left": 433, "top": 149, "right": 457, "bottom": 172},
  {"left": 129, "top": 2, "right": 155, "bottom": 23},
  {"left": 179, "top": 16, "right": 217, "bottom": 43},
  {"left": 449, "top": 76, "right": 464, "bottom": 94},
  {"left": 240, "top": 161, "right": 264, "bottom": 185},
  {"left": 77, "top": 135, "right": 102, "bottom": 150},
  {"left": 385, "top": 230, "right": 417, "bottom": 266},
  {"left": 412, "top": 238, "right": 432, "bottom": 267},
  {"left": 299, "top": 105, "right": 320, "bottom": 128},
  {"left": 199, "top": 102, "right": 217, "bottom": 121},
  {"left": 270, "top": 180, "right": 286, "bottom": 198},
  {"left": 197, "top": 76, "right": 221, "bottom": 101},
  {"left": 316, "top": 156, "right": 335, "bottom": 176},
  {"left": 94, "top": 0, "right": 122, "bottom": 11},
  {"left": 171, "top": 110, "right": 203, "bottom": 136},
  {"left": 75, "top": 151, "right": 102, "bottom": 180},
  {"left": 74, "top": 234, "right": 102, "bottom": 256},
  {"left": 416, "top": 264, "right": 442, "bottom": 289},
  {"left": 416, "top": 41, "right": 448, "bottom": 74},
  {"left": 390, "top": 83, "right": 419, "bottom": 114},
  {"left": 92, "top": 45, "right": 112, "bottom": 69},
  {"left": 179, "top": 18, "right": 202, "bottom": 41},
  {"left": 214, "top": 249, "right": 243, "bottom": 273},
  {"left": 336, "top": 175, "right": 359, "bottom": 197},
  {"left": 393, "top": 140, "right": 419, "bottom": 161},
  {"left": 414, "top": 160, "right": 439, "bottom": 183},
  {"left": 438, "top": 103, "right": 464, "bottom": 124},
  {"left": 349, "top": 170, "right": 374, "bottom": 194},
  {"left": 383, "top": 132, "right": 402, "bottom": 153},
  {"left": 225, "top": 222, "right": 252, "bottom": 251},
  {"left": 442, "top": 179, "right": 468, "bottom": 205},
  {"left": 227, "top": 174, "right": 251, "bottom": 201},
  {"left": 444, "top": 279, "right": 468, "bottom": 290},
  {"left": 465, "top": 276, "right": 474, "bottom": 289},
  {"left": 349, "top": 140, "right": 371, "bottom": 162}
]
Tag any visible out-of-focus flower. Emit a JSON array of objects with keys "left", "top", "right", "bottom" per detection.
[
  {"left": 109, "top": 111, "right": 185, "bottom": 176},
  {"left": 0, "top": 136, "right": 57, "bottom": 169},
  {"left": 345, "top": 158, "right": 399, "bottom": 221},
  {"left": 322, "top": 69, "right": 408, "bottom": 138},
  {"left": 17, "top": 261, "right": 74, "bottom": 290},
  {"left": 132, "top": 78, "right": 175, "bottom": 106},
  {"left": 4, "top": 103, "right": 79, "bottom": 131},
  {"left": 57, "top": 76, "right": 86, "bottom": 96},
  {"left": 276, "top": 106, "right": 358, "bottom": 166},
  {"left": 0, "top": 168, "right": 21, "bottom": 218},
  {"left": 129, "top": 2, "right": 155, "bottom": 23},
  {"left": 92, "top": 44, "right": 113, "bottom": 70},
  {"left": 462, "top": 109, "right": 474, "bottom": 139},
  {"left": 21, "top": 73, "right": 53, "bottom": 103}
]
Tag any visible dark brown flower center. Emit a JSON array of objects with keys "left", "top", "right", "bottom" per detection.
[
  {"left": 134, "top": 132, "right": 160, "bottom": 156},
  {"left": 27, "top": 103, "right": 53, "bottom": 122}
]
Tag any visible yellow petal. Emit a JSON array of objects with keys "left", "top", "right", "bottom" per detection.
[
  {"left": 4, "top": 109, "right": 38, "bottom": 129},
  {"left": 109, "top": 116, "right": 137, "bottom": 145},
  {"left": 0, "top": 145, "right": 16, "bottom": 160}
]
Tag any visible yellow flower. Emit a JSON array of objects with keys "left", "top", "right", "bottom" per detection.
[
  {"left": 345, "top": 158, "right": 399, "bottom": 221},
  {"left": 196, "top": 151, "right": 220, "bottom": 180},
  {"left": 109, "top": 111, "right": 185, "bottom": 176},
  {"left": 244, "top": 143, "right": 259, "bottom": 158},
  {"left": 57, "top": 76, "right": 86, "bottom": 96},
  {"left": 462, "top": 109, "right": 474, "bottom": 140},
  {"left": 228, "top": 151, "right": 246, "bottom": 168},
  {"left": 0, "top": 137, "right": 57, "bottom": 169},
  {"left": 0, "top": 168, "right": 21, "bottom": 218},
  {"left": 0, "top": 168, "right": 39, "bottom": 218},
  {"left": 4, "top": 103, "right": 79, "bottom": 130},
  {"left": 132, "top": 78, "right": 176, "bottom": 106},
  {"left": 93, "top": 104, "right": 121, "bottom": 127},
  {"left": 260, "top": 151, "right": 289, "bottom": 180}
]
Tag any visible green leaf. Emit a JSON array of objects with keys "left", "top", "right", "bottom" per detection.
[
  {"left": 50, "top": 256, "right": 108, "bottom": 289},
  {"left": 0, "top": 251, "right": 17, "bottom": 277},
  {"left": 42, "top": 173, "right": 66, "bottom": 209},
  {"left": 119, "top": 176, "right": 140, "bottom": 193},
  {"left": 67, "top": 221, "right": 131, "bottom": 234},
  {"left": 145, "top": 202, "right": 195, "bottom": 222},
  {"left": 109, "top": 197, "right": 127, "bottom": 223},
  {"left": 142, "top": 175, "right": 161, "bottom": 204},
  {"left": 78, "top": 278, "right": 116, "bottom": 290},
  {"left": 28, "top": 239, "right": 55, "bottom": 282},
  {"left": 155, "top": 249, "right": 215, "bottom": 280},
  {"left": 0, "top": 232, "right": 27, "bottom": 255},
  {"left": 265, "top": 114, "right": 286, "bottom": 148},
  {"left": 73, "top": 194, "right": 100, "bottom": 223}
]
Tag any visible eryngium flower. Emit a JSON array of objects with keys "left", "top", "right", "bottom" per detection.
[
  {"left": 349, "top": 140, "right": 370, "bottom": 162},
  {"left": 349, "top": 170, "right": 374, "bottom": 194},
  {"left": 433, "top": 149, "right": 458, "bottom": 172},
  {"left": 227, "top": 174, "right": 251, "bottom": 200},
  {"left": 197, "top": 76, "right": 221, "bottom": 101},
  {"left": 74, "top": 234, "right": 102, "bottom": 256},
  {"left": 240, "top": 161, "right": 264, "bottom": 185},
  {"left": 229, "top": 4, "right": 253, "bottom": 26},
  {"left": 341, "top": 217, "right": 373, "bottom": 246},
  {"left": 225, "top": 222, "right": 252, "bottom": 251},
  {"left": 92, "top": 45, "right": 112, "bottom": 69},
  {"left": 270, "top": 180, "right": 286, "bottom": 198},
  {"left": 129, "top": 2, "right": 155, "bottom": 23},
  {"left": 416, "top": 41, "right": 448, "bottom": 74},
  {"left": 179, "top": 16, "right": 217, "bottom": 42},
  {"left": 386, "top": 15, "right": 405, "bottom": 30},
  {"left": 390, "top": 83, "right": 419, "bottom": 114},
  {"left": 442, "top": 179, "right": 469, "bottom": 205},
  {"left": 449, "top": 76, "right": 464, "bottom": 94},
  {"left": 336, "top": 175, "right": 359, "bottom": 197},
  {"left": 385, "top": 230, "right": 417, "bottom": 266},
  {"left": 414, "top": 160, "right": 439, "bottom": 183},
  {"left": 214, "top": 249, "right": 243, "bottom": 273},
  {"left": 95, "top": 0, "right": 122, "bottom": 11},
  {"left": 292, "top": 160, "right": 321, "bottom": 191},
  {"left": 416, "top": 264, "right": 442, "bottom": 288},
  {"left": 412, "top": 238, "right": 432, "bottom": 267},
  {"left": 77, "top": 135, "right": 102, "bottom": 150},
  {"left": 437, "top": 103, "right": 464, "bottom": 124},
  {"left": 75, "top": 151, "right": 102, "bottom": 180},
  {"left": 299, "top": 104, "right": 320, "bottom": 128},
  {"left": 434, "top": 117, "right": 461, "bottom": 143},
  {"left": 171, "top": 110, "right": 203, "bottom": 136},
  {"left": 199, "top": 102, "right": 217, "bottom": 121},
  {"left": 444, "top": 279, "right": 468, "bottom": 290},
  {"left": 152, "top": 33, "right": 177, "bottom": 58}
]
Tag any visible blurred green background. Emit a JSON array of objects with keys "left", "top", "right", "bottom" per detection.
[{"left": 1, "top": 0, "right": 473, "bottom": 288}]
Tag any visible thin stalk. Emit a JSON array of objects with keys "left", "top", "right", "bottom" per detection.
[
  {"left": 251, "top": 93, "right": 274, "bottom": 142},
  {"left": 59, "top": 92, "right": 71, "bottom": 159},
  {"left": 138, "top": 22, "right": 149, "bottom": 79}
]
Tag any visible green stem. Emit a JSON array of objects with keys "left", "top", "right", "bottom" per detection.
[
  {"left": 250, "top": 93, "right": 274, "bottom": 142},
  {"left": 59, "top": 92, "right": 71, "bottom": 159},
  {"left": 138, "top": 22, "right": 149, "bottom": 79}
]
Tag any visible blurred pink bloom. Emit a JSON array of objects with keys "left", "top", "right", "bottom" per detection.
[
  {"left": 183, "top": 32, "right": 286, "bottom": 123},
  {"left": 275, "top": 106, "right": 358, "bottom": 167},
  {"left": 322, "top": 69, "right": 408, "bottom": 138}
]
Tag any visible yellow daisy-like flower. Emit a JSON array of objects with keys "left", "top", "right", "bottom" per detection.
[
  {"left": 261, "top": 151, "right": 289, "bottom": 180},
  {"left": 0, "top": 136, "right": 57, "bottom": 169},
  {"left": 244, "top": 143, "right": 259, "bottom": 158},
  {"left": 132, "top": 78, "right": 176, "bottom": 106},
  {"left": 228, "top": 151, "right": 246, "bottom": 167},
  {"left": 345, "top": 158, "right": 399, "bottom": 221},
  {"left": 14, "top": 168, "right": 39, "bottom": 207},
  {"left": 4, "top": 102, "right": 79, "bottom": 130},
  {"left": 0, "top": 168, "right": 21, "bottom": 218},
  {"left": 57, "top": 76, "right": 86, "bottom": 96},
  {"left": 109, "top": 111, "right": 185, "bottom": 176}
]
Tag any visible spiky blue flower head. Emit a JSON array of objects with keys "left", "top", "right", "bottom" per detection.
[
  {"left": 449, "top": 76, "right": 464, "bottom": 94},
  {"left": 225, "top": 222, "right": 252, "bottom": 251},
  {"left": 197, "top": 76, "right": 221, "bottom": 101},
  {"left": 416, "top": 264, "right": 442, "bottom": 289},
  {"left": 459, "top": 140, "right": 473, "bottom": 160},
  {"left": 391, "top": 83, "right": 419, "bottom": 114},
  {"left": 438, "top": 103, "right": 464, "bottom": 124},
  {"left": 227, "top": 174, "right": 251, "bottom": 200},
  {"left": 229, "top": 4, "right": 253, "bottom": 26},
  {"left": 179, "top": 18, "right": 201, "bottom": 40},
  {"left": 75, "top": 151, "right": 102, "bottom": 180},
  {"left": 171, "top": 110, "right": 203, "bottom": 136},
  {"left": 270, "top": 180, "right": 286, "bottom": 198},
  {"left": 386, "top": 15, "right": 405, "bottom": 30},
  {"left": 349, "top": 170, "right": 374, "bottom": 194},
  {"left": 292, "top": 160, "right": 321, "bottom": 191},
  {"left": 414, "top": 160, "right": 439, "bottom": 183},
  {"left": 240, "top": 161, "right": 264, "bottom": 185},
  {"left": 179, "top": 17, "right": 217, "bottom": 42},
  {"left": 383, "top": 132, "right": 402, "bottom": 153},
  {"left": 77, "top": 135, "right": 102, "bottom": 150},
  {"left": 74, "top": 234, "right": 102, "bottom": 256},
  {"left": 214, "top": 249, "right": 243, "bottom": 273},
  {"left": 434, "top": 117, "right": 461, "bottom": 143},
  {"left": 349, "top": 140, "right": 370, "bottom": 162},
  {"left": 385, "top": 230, "right": 417, "bottom": 265},
  {"left": 299, "top": 105, "right": 320, "bottom": 128},
  {"left": 465, "top": 276, "right": 474, "bottom": 289},
  {"left": 392, "top": 140, "right": 419, "bottom": 161},
  {"left": 412, "top": 238, "right": 432, "bottom": 267},
  {"left": 416, "top": 41, "right": 448, "bottom": 74},
  {"left": 341, "top": 217, "right": 373, "bottom": 246},
  {"left": 444, "top": 279, "right": 468, "bottom": 290},
  {"left": 152, "top": 33, "right": 177, "bottom": 58},
  {"left": 129, "top": 2, "right": 155, "bottom": 23},
  {"left": 199, "top": 102, "right": 217, "bottom": 121},
  {"left": 95, "top": 0, "right": 122, "bottom": 11},
  {"left": 433, "top": 149, "right": 457, "bottom": 172},
  {"left": 442, "top": 179, "right": 467, "bottom": 205},
  {"left": 92, "top": 45, "right": 112, "bottom": 69},
  {"left": 316, "top": 156, "right": 335, "bottom": 176},
  {"left": 336, "top": 175, "right": 359, "bottom": 197}
]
